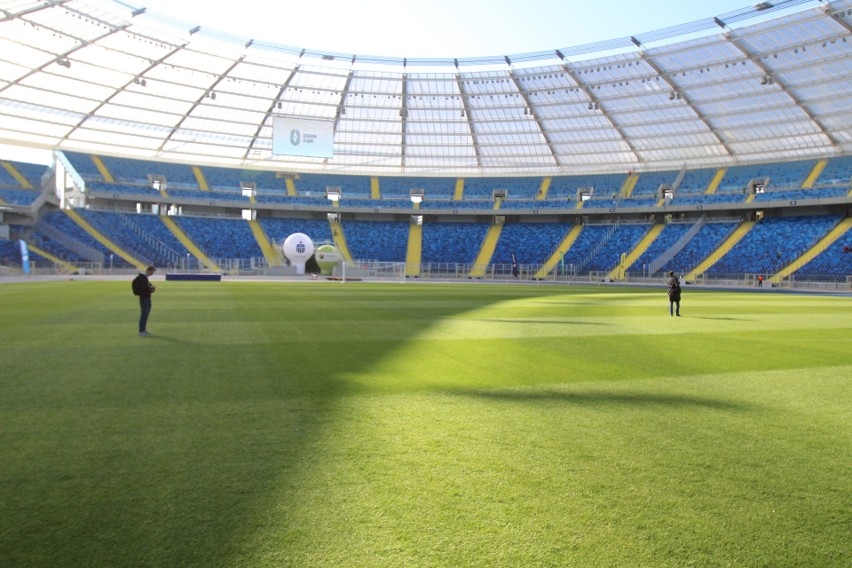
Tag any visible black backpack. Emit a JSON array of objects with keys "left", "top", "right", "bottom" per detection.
[{"left": 131, "top": 275, "right": 145, "bottom": 296}]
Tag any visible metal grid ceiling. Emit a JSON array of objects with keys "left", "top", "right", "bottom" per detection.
[{"left": 0, "top": 0, "right": 850, "bottom": 175}]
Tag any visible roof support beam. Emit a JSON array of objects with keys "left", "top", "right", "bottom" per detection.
[
  {"left": 244, "top": 65, "right": 301, "bottom": 160},
  {"left": 316, "top": 69, "right": 353, "bottom": 166},
  {"left": 832, "top": 9, "right": 852, "bottom": 33},
  {"left": 560, "top": 64, "right": 642, "bottom": 165},
  {"left": 332, "top": 70, "right": 353, "bottom": 132},
  {"left": 400, "top": 74, "right": 409, "bottom": 169},
  {"left": 157, "top": 56, "right": 245, "bottom": 154},
  {"left": 61, "top": 43, "right": 185, "bottom": 146},
  {"left": 507, "top": 71, "right": 562, "bottom": 169},
  {"left": 725, "top": 31, "right": 843, "bottom": 149},
  {"left": 455, "top": 75, "right": 482, "bottom": 170},
  {"left": 0, "top": 23, "right": 129, "bottom": 97},
  {"left": 635, "top": 49, "right": 736, "bottom": 158},
  {"left": 0, "top": 0, "right": 72, "bottom": 23}
]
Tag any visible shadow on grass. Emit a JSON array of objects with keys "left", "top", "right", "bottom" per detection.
[
  {"left": 466, "top": 318, "right": 610, "bottom": 326},
  {"left": 687, "top": 316, "right": 752, "bottom": 321},
  {"left": 7, "top": 283, "right": 592, "bottom": 567},
  {"left": 447, "top": 388, "right": 751, "bottom": 411}
]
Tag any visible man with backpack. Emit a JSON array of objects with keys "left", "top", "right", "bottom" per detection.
[
  {"left": 132, "top": 266, "right": 156, "bottom": 336},
  {"left": 666, "top": 270, "right": 682, "bottom": 317}
]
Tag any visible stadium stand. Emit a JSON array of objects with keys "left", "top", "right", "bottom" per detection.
[
  {"left": 461, "top": 177, "right": 541, "bottom": 199},
  {"left": 99, "top": 155, "right": 197, "bottom": 188},
  {"left": 548, "top": 173, "right": 626, "bottom": 200},
  {"left": 581, "top": 223, "right": 651, "bottom": 273},
  {"left": 6, "top": 150, "right": 848, "bottom": 284},
  {"left": 716, "top": 160, "right": 816, "bottom": 192},
  {"left": 0, "top": 239, "right": 50, "bottom": 266},
  {"left": 0, "top": 188, "right": 40, "bottom": 205},
  {"left": 491, "top": 222, "right": 576, "bottom": 267},
  {"left": 379, "top": 176, "right": 455, "bottom": 199},
  {"left": 560, "top": 224, "right": 614, "bottom": 272},
  {"left": 792, "top": 235, "right": 852, "bottom": 282},
  {"left": 753, "top": 187, "right": 849, "bottom": 202},
  {"left": 295, "top": 173, "right": 372, "bottom": 197},
  {"left": 25, "top": 211, "right": 105, "bottom": 263},
  {"left": 421, "top": 221, "right": 490, "bottom": 266},
  {"left": 500, "top": 199, "right": 573, "bottom": 210},
  {"left": 201, "top": 165, "right": 283, "bottom": 192},
  {"left": 658, "top": 221, "right": 739, "bottom": 275},
  {"left": 254, "top": 194, "right": 331, "bottom": 206},
  {"left": 631, "top": 170, "right": 680, "bottom": 197},
  {"left": 419, "top": 199, "right": 493, "bottom": 210},
  {"left": 167, "top": 188, "right": 249, "bottom": 203},
  {"left": 341, "top": 220, "right": 410, "bottom": 262},
  {"left": 86, "top": 181, "right": 157, "bottom": 198},
  {"left": 625, "top": 222, "right": 695, "bottom": 277},
  {"left": 257, "top": 217, "right": 333, "bottom": 246},
  {"left": 814, "top": 155, "right": 852, "bottom": 187},
  {"left": 706, "top": 215, "right": 843, "bottom": 278},
  {"left": 62, "top": 152, "right": 102, "bottom": 180},
  {"left": 676, "top": 168, "right": 718, "bottom": 193},
  {"left": 671, "top": 193, "right": 746, "bottom": 206},
  {"left": 1, "top": 160, "right": 48, "bottom": 187},
  {"left": 75, "top": 210, "right": 187, "bottom": 267},
  {"left": 172, "top": 216, "right": 261, "bottom": 260}
]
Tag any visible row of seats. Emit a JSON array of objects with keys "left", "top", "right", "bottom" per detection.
[
  {"left": 0, "top": 188, "right": 40, "bottom": 205},
  {"left": 421, "top": 222, "right": 489, "bottom": 265},
  {"left": 492, "top": 222, "right": 576, "bottom": 266},
  {"left": 258, "top": 217, "right": 333, "bottom": 246},
  {"left": 31, "top": 211, "right": 117, "bottom": 264},
  {"left": 658, "top": 222, "right": 739, "bottom": 275},
  {"left": 5, "top": 210, "right": 849, "bottom": 279},
  {"left": 715, "top": 161, "right": 818, "bottom": 193},
  {"left": 63, "top": 151, "right": 852, "bottom": 200},
  {"left": 82, "top": 180, "right": 850, "bottom": 210},
  {"left": 0, "top": 239, "right": 49, "bottom": 264},
  {"left": 583, "top": 224, "right": 651, "bottom": 273},
  {"left": 815, "top": 155, "right": 852, "bottom": 187},
  {"left": 0, "top": 160, "right": 49, "bottom": 188},
  {"left": 706, "top": 216, "right": 842, "bottom": 277},
  {"left": 75, "top": 209, "right": 177, "bottom": 268},
  {"left": 626, "top": 223, "right": 695, "bottom": 277}
]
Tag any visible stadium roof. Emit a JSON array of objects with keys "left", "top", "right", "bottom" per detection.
[{"left": 0, "top": 0, "right": 850, "bottom": 175}]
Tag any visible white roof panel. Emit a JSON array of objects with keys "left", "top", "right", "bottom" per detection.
[{"left": 0, "top": 0, "right": 849, "bottom": 174}]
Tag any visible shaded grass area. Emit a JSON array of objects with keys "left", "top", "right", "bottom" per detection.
[{"left": 0, "top": 281, "right": 849, "bottom": 567}]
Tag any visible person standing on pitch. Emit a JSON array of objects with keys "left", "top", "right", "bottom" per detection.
[
  {"left": 666, "top": 270, "right": 681, "bottom": 317},
  {"left": 132, "top": 266, "right": 156, "bottom": 336}
]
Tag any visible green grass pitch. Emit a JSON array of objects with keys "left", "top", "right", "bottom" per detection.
[{"left": 0, "top": 280, "right": 849, "bottom": 567}]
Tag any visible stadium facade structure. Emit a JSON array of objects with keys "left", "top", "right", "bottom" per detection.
[
  {"left": 0, "top": 0, "right": 850, "bottom": 175},
  {"left": 0, "top": 0, "right": 850, "bottom": 288}
]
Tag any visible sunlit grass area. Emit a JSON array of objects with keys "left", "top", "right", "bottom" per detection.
[{"left": 1, "top": 281, "right": 849, "bottom": 567}]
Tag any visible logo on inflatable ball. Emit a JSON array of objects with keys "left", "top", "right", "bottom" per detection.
[
  {"left": 314, "top": 244, "right": 341, "bottom": 275},
  {"left": 282, "top": 233, "right": 315, "bottom": 275}
]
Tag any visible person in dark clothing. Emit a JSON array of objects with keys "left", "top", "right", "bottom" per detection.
[
  {"left": 666, "top": 270, "right": 681, "bottom": 317},
  {"left": 132, "top": 266, "right": 156, "bottom": 336}
]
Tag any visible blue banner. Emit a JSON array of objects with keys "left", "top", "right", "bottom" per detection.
[{"left": 18, "top": 239, "right": 30, "bottom": 274}]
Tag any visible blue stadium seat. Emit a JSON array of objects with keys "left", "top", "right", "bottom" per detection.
[
  {"left": 659, "top": 221, "right": 738, "bottom": 275},
  {"left": 707, "top": 216, "right": 842, "bottom": 278},
  {"left": 343, "top": 220, "right": 410, "bottom": 262},
  {"left": 421, "top": 221, "right": 490, "bottom": 265}
]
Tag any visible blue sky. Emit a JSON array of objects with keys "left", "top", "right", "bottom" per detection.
[{"left": 134, "top": 0, "right": 760, "bottom": 58}]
